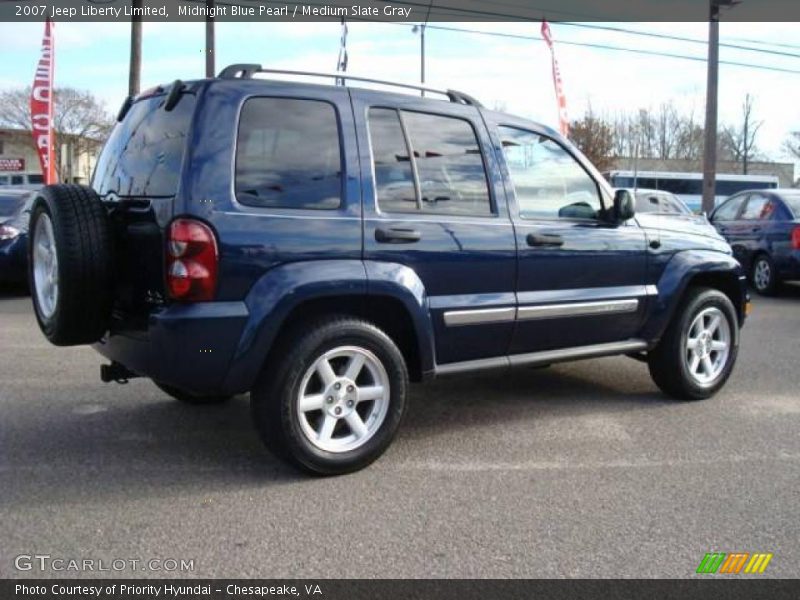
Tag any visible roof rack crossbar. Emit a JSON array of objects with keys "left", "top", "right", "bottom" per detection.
[{"left": 217, "top": 64, "right": 482, "bottom": 107}]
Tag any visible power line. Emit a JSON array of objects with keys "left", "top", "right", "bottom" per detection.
[
  {"left": 186, "top": 0, "right": 800, "bottom": 75},
  {"left": 557, "top": 21, "right": 800, "bottom": 59},
  {"left": 374, "top": 0, "right": 800, "bottom": 59},
  {"left": 390, "top": 22, "right": 800, "bottom": 75}
]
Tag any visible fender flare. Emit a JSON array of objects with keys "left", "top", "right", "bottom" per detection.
[
  {"left": 221, "top": 260, "right": 435, "bottom": 394},
  {"left": 642, "top": 249, "right": 746, "bottom": 343}
]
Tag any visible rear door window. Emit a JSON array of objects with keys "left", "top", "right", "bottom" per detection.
[
  {"left": 235, "top": 98, "right": 342, "bottom": 210},
  {"left": 368, "top": 108, "right": 417, "bottom": 213},
  {"left": 367, "top": 108, "right": 492, "bottom": 217},
  {"left": 740, "top": 194, "right": 773, "bottom": 220}
]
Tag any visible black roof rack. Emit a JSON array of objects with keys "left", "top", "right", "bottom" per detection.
[{"left": 217, "top": 63, "right": 483, "bottom": 108}]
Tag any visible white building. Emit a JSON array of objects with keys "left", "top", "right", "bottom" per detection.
[{"left": 0, "top": 128, "right": 103, "bottom": 185}]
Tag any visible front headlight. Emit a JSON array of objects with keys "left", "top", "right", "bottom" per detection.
[{"left": 0, "top": 224, "right": 20, "bottom": 241}]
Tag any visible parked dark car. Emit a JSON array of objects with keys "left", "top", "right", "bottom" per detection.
[
  {"left": 26, "top": 66, "right": 749, "bottom": 474},
  {"left": 710, "top": 189, "right": 800, "bottom": 295},
  {"left": 0, "top": 189, "right": 33, "bottom": 284}
]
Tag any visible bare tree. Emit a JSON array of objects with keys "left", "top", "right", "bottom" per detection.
[
  {"left": 674, "top": 108, "right": 705, "bottom": 161},
  {"left": 0, "top": 87, "right": 115, "bottom": 181},
  {"left": 604, "top": 101, "right": 708, "bottom": 164},
  {"left": 721, "top": 94, "right": 762, "bottom": 174},
  {"left": 569, "top": 106, "right": 615, "bottom": 171},
  {"left": 783, "top": 131, "right": 800, "bottom": 161}
]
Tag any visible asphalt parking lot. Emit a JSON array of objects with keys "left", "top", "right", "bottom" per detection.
[{"left": 1, "top": 286, "right": 798, "bottom": 579}]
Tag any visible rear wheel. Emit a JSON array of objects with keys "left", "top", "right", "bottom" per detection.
[
  {"left": 154, "top": 382, "right": 233, "bottom": 405},
  {"left": 28, "top": 185, "right": 113, "bottom": 345},
  {"left": 750, "top": 253, "right": 779, "bottom": 296},
  {"left": 648, "top": 287, "right": 739, "bottom": 400},
  {"left": 252, "top": 317, "right": 408, "bottom": 475}
]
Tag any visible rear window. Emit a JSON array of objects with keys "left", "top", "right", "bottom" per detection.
[
  {"left": 780, "top": 195, "right": 800, "bottom": 218},
  {"left": 235, "top": 97, "right": 342, "bottom": 210},
  {"left": 92, "top": 92, "right": 195, "bottom": 197}
]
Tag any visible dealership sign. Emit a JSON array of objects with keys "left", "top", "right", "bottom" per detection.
[{"left": 0, "top": 158, "right": 25, "bottom": 172}]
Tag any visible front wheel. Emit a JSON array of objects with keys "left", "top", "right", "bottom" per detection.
[
  {"left": 251, "top": 317, "right": 408, "bottom": 475},
  {"left": 648, "top": 287, "right": 739, "bottom": 400}
]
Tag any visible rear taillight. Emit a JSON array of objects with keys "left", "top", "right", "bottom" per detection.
[
  {"left": 166, "top": 219, "right": 218, "bottom": 302},
  {"left": 792, "top": 226, "right": 800, "bottom": 250}
]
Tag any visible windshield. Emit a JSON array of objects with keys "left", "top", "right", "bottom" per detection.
[
  {"left": 0, "top": 194, "right": 26, "bottom": 218},
  {"left": 633, "top": 190, "right": 691, "bottom": 215},
  {"left": 92, "top": 91, "right": 196, "bottom": 197}
]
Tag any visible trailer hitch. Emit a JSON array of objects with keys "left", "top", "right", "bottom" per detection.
[{"left": 100, "top": 362, "right": 140, "bottom": 384}]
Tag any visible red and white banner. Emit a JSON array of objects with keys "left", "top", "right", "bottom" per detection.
[
  {"left": 541, "top": 20, "right": 569, "bottom": 138},
  {"left": 30, "top": 19, "right": 56, "bottom": 184}
]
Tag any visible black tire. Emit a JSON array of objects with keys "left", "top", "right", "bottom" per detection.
[
  {"left": 750, "top": 253, "right": 779, "bottom": 296},
  {"left": 28, "top": 185, "right": 113, "bottom": 346},
  {"left": 648, "top": 286, "right": 739, "bottom": 400},
  {"left": 252, "top": 316, "right": 408, "bottom": 475},
  {"left": 154, "top": 382, "right": 233, "bottom": 405}
]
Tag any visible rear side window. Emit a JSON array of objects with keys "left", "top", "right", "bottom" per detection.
[
  {"left": 235, "top": 98, "right": 342, "bottom": 210},
  {"left": 367, "top": 108, "right": 492, "bottom": 217},
  {"left": 782, "top": 195, "right": 800, "bottom": 218},
  {"left": 93, "top": 93, "right": 195, "bottom": 197}
]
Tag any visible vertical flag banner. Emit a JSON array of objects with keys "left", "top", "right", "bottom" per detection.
[
  {"left": 541, "top": 20, "right": 569, "bottom": 137},
  {"left": 30, "top": 19, "right": 56, "bottom": 184}
]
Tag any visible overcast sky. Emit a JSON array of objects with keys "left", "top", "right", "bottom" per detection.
[{"left": 1, "top": 20, "right": 798, "bottom": 169}]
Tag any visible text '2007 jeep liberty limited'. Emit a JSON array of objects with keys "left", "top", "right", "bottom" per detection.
[{"left": 28, "top": 65, "right": 748, "bottom": 474}]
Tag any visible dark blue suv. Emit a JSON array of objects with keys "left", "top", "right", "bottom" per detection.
[{"left": 27, "top": 65, "right": 749, "bottom": 474}]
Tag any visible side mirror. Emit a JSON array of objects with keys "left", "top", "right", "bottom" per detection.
[{"left": 613, "top": 189, "right": 635, "bottom": 222}]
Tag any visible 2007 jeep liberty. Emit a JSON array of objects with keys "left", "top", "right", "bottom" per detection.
[{"left": 28, "top": 65, "right": 748, "bottom": 474}]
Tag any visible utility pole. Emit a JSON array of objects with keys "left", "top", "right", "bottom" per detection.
[
  {"left": 701, "top": 0, "right": 741, "bottom": 214},
  {"left": 415, "top": 2, "right": 433, "bottom": 97},
  {"left": 420, "top": 23, "right": 425, "bottom": 95},
  {"left": 205, "top": 0, "right": 215, "bottom": 78},
  {"left": 128, "top": 0, "right": 143, "bottom": 96}
]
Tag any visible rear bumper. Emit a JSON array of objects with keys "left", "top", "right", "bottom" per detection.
[
  {"left": 93, "top": 302, "right": 249, "bottom": 395},
  {"left": 775, "top": 249, "right": 800, "bottom": 281}
]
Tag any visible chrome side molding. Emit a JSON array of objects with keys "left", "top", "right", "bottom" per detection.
[
  {"left": 517, "top": 298, "right": 638, "bottom": 321},
  {"left": 443, "top": 297, "right": 643, "bottom": 327},
  {"left": 435, "top": 339, "right": 649, "bottom": 377},
  {"left": 443, "top": 307, "right": 516, "bottom": 327}
]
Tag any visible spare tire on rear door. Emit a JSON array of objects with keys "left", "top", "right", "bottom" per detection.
[{"left": 28, "top": 184, "right": 114, "bottom": 346}]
